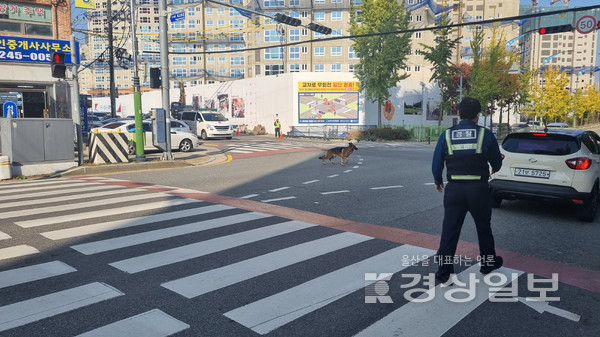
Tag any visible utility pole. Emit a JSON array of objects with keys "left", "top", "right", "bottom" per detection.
[
  {"left": 159, "top": 0, "right": 173, "bottom": 160},
  {"left": 107, "top": 0, "right": 117, "bottom": 118},
  {"left": 130, "top": 0, "right": 145, "bottom": 161}
]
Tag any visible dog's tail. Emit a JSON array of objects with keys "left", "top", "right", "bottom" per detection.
[{"left": 318, "top": 155, "right": 325, "bottom": 159}]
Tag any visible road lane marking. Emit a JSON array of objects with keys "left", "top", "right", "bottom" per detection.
[
  {"left": 224, "top": 244, "right": 434, "bottom": 335},
  {"left": 343, "top": 170, "right": 352, "bottom": 173},
  {"left": 76, "top": 309, "right": 189, "bottom": 337},
  {"left": 355, "top": 266, "right": 523, "bottom": 337},
  {"left": 327, "top": 174, "right": 339, "bottom": 178},
  {"left": 269, "top": 187, "right": 290, "bottom": 192},
  {"left": 0, "top": 231, "right": 10, "bottom": 240},
  {"left": 162, "top": 232, "right": 372, "bottom": 298},
  {"left": 370, "top": 185, "right": 404, "bottom": 190},
  {"left": 72, "top": 212, "right": 272, "bottom": 255},
  {"left": 110, "top": 220, "right": 316, "bottom": 274},
  {"left": 41, "top": 205, "right": 232, "bottom": 240},
  {"left": 0, "top": 245, "right": 39, "bottom": 261},
  {"left": 320, "top": 190, "right": 350, "bottom": 195},
  {"left": 0, "top": 282, "right": 124, "bottom": 332},
  {"left": 261, "top": 196, "right": 297, "bottom": 203},
  {"left": 16, "top": 199, "right": 197, "bottom": 228},
  {"left": 353, "top": 166, "right": 359, "bottom": 168},
  {"left": 240, "top": 194, "right": 259, "bottom": 199},
  {"left": 0, "top": 261, "right": 77, "bottom": 289},
  {"left": 302, "top": 180, "right": 319, "bottom": 184}
]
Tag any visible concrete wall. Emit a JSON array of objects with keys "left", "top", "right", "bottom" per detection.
[{"left": 92, "top": 72, "right": 456, "bottom": 135}]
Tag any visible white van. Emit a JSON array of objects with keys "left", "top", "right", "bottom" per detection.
[{"left": 180, "top": 110, "right": 232, "bottom": 140}]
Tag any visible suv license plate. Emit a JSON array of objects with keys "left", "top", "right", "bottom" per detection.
[{"left": 514, "top": 168, "right": 550, "bottom": 179}]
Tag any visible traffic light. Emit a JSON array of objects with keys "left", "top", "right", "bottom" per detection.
[
  {"left": 51, "top": 52, "right": 66, "bottom": 78},
  {"left": 307, "top": 22, "right": 332, "bottom": 35},
  {"left": 150, "top": 68, "right": 161, "bottom": 88},
  {"left": 538, "top": 24, "right": 573, "bottom": 35},
  {"left": 597, "top": 21, "right": 600, "bottom": 30},
  {"left": 452, "top": 105, "right": 458, "bottom": 114},
  {"left": 273, "top": 13, "right": 301, "bottom": 27}
]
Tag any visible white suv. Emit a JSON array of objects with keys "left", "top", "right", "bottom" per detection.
[{"left": 490, "top": 128, "right": 600, "bottom": 221}]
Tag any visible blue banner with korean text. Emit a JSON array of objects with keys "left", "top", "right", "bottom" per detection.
[{"left": 0, "top": 36, "right": 80, "bottom": 64}]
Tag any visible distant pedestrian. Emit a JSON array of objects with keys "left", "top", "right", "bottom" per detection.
[
  {"left": 274, "top": 118, "right": 281, "bottom": 138},
  {"left": 431, "top": 97, "right": 504, "bottom": 284}
]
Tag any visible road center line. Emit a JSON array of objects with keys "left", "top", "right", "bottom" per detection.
[
  {"left": 327, "top": 174, "right": 339, "bottom": 178},
  {"left": 302, "top": 180, "right": 320, "bottom": 184},
  {"left": 240, "top": 194, "right": 259, "bottom": 199}
]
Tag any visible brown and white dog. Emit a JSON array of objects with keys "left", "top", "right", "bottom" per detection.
[{"left": 318, "top": 142, "right": 358, "bottom": 165}]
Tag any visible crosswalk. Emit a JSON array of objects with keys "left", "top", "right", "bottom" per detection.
[
  {"left": 0, "top": 177, "right": 574, "bottom": 336},
  {"left": 219, "top": 140, "right": 427, "bottom": 155}
]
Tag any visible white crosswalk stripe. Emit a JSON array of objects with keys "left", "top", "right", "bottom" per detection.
[
  {"left": 76, "top": 309, "right": 189, "bottom": 337},
  {"left": 0, "top": 261, "right": 77, "bottom": 289},
  {"left": 161, "top": 232, "right": 373, "bottom": 298},
  {"left": 0, "top": 282, "right": 124, "bottom": 332},
  {"left": 0, "top": 245, "right": 39, "bottom": 261},
  {"left": 0, "top": 178, "right": 558, "bottom": 336},
  {"left": 224, "top": 244, "right": 435, "bottom": 335}
]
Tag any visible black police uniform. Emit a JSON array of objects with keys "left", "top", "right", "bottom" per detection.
[{"left": 431, "top": 120, "right": 503, "bottom": 279}]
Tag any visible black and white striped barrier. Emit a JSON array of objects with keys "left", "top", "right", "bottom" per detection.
[{"left": 88, "top": 132, "right": 129, "bottom": 164}]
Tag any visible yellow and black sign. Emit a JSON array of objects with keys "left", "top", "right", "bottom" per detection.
[{"left": 298, "top": 81, "right": 359, "bottom": 93}]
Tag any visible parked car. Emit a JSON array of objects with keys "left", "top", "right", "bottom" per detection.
[
  {"left": 490, "top": 128, "right": 600, "bottom": 221},
  {"left": 90, "top": 121, "right": 200, "bottom": 154},
  {"left": 179, "top": 110, "right": 232, "bottom": 140},
  {"left": 170, "top": 120, "right": 193, "bottom": 133}
]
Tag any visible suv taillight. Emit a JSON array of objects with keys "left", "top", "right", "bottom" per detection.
[{"left": 566, "top": 157, "right": 592, "bottom": 170}]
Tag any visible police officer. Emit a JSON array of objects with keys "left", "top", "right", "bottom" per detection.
[
  {"left": 274, "top": 118, "right": 281, "bottom": 139},
  {"left": 431, "top": 97, "right": 503, "bottom": 283}
]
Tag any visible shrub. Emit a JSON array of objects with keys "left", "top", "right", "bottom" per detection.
[{"left": 357, "top": 127, "right": 412, "bottom": 141}]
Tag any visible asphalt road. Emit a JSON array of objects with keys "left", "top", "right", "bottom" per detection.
[{"left": 0, "top": 137, "right": 598, "bottom": 336}]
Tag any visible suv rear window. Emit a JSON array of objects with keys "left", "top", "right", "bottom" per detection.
[{"left": 502, "top": 133, "right": 580, "bottom": 155}]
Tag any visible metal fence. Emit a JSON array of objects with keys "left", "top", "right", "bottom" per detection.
[{"left": 289, "top": 125, "right": 377, "bottom": 140}]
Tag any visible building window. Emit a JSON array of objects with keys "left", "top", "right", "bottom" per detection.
[
  {"left": 416, "top": 15, "right": 422, "bottom": 22},
  {"left": 315, "top": 12, "right": 325, "bottom": 21},
  {"left": 415, "top": 32, "right": 422, "bottom": 39},
  {"left": 332, "top": 12, "right": 342, "bottom": 21},
  {"left": 332, "top": 29, "right": 342, "bottom": 37},
  {"left": 415, "top": 65, "right": 421, "bottom": 72},
  {"left": 349, "top": 47, "right": 359, "bottom": 58},
  {"left": 265, "top": 64, "right": 284, "bottom": 75},
  {"left": 290, "top": 64, "right": 300, "bottom": 72},
  {"left": 265, "top": 47, "right": 283, "bottom": 59},
  {"left": 331, "top": 46, "right": 342, "bottom": 56},
  {"left": 289, "top": 46, "right": 300, "bottom": 59},
  {"left": 290, "top": 0, "right": 300, "bottom": 5},
  {"left": 265, "top": 29, "right": 280, "bottom": 42},
  {"left": 301, "top": 46, "right": 308, "bottom": 54},
  {"left": 314, "top": 46, "right": 325, "bottom": 56},
  {"left": 289, "top": 29, "right": 300, "bottom": 42},
  {"left": 349, "top": 64, "right": 357, "bottom": 72},
  {"left": 331, "top": 64, "right": 342, "bottom": 72},
  {"left": 314, "top": 64, "right": 324, "bottom": 72},
  {"left": 218, "top": 56, "right": 226, "bottom": 63},
  {"left": 230, "top": 56, "right": 244, "bottom": 65},
  {"left": 264, "top": 0, "right": 285, "bottom": 7},
  {"left": 173, "top": 56, "right": 186, "bottom": 65},
  {"left": 231, "top": 69, "right": 245, "bottom": 78}
]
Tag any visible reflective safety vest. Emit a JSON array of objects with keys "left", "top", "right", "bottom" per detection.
[
  {"left": 444, "top": 126, "right": 490, "bottom": 182},
  {"left": 274, "top": 120, "right": 281, "bottom": 128}
]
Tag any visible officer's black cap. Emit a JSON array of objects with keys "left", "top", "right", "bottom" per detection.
[{"left": 459, "top": 97, "right": 481, "bottom": 120}]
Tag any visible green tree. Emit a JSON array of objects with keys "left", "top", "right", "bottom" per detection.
[
  {"left": 349, "top": 0, "right": 411, "bottom": 127},
  {"left": 573, "top": 84, "right": 600, "bottom": 125},
  {"left": 419, "top": 15, "right": 461, "bottom": 125},
  {"left": 523, "top": 66, "right": 571, "bottom": 124}
]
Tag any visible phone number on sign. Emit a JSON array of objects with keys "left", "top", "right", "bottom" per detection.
[{"left": 0, "top": 51, "right": 50, "bottom": 61}]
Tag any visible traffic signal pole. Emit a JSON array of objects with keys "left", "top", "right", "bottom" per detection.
[{"left": 70, "top": 35, "right": 83, "bottom": 166}]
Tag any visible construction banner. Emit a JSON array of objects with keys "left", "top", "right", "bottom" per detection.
[{"left": 75, "top": 0, "right": 95, "bottom": 10}]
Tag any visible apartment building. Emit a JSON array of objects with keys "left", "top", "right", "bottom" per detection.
[
  {"left": 0, "top": 0, "right": 73, "bottom": 118},
  {"left": 519, "top": 4, "right": 598, "bottom": 92},
  {"left": 80, "top": 0, "right": 574, "bottom": 98}
]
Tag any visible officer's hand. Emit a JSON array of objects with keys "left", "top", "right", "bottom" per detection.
[{"left": 435, "top": 183, "right": 444, "bottom": 193}]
